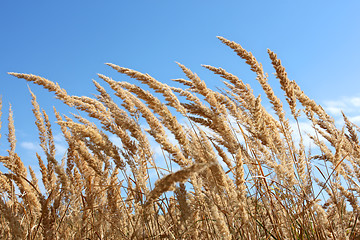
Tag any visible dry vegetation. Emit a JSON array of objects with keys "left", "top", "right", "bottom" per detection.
[{"left": 1, "top": 36, "right": 360, "bottom": 239}]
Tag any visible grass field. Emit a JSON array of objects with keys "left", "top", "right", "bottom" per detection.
[{"left": 1, "top": 37, "right": 360, "bottom": 239}]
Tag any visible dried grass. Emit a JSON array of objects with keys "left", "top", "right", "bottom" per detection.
[{"left": 2, "top": 37, "right": 360, "bottom": 239}]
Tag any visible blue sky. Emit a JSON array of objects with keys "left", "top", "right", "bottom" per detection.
[{"left": 1, "top": 1, "right": 360, "bottom": 172}]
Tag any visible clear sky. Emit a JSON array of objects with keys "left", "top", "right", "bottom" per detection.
[{"left": 1, "top": 1, "right": 360, "bottom": 170}]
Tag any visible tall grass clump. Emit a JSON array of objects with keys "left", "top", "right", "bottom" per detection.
[{"left": 1, "top": 36, "right": 360, "bottom": 239}]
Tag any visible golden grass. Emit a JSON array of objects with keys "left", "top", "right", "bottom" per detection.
[{"left": 1, "top": 36, "right": 360, "bottom": 239}]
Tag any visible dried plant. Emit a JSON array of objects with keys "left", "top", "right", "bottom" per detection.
[{"left": 1, "top": 36, "right": 360, "bottom": 239}]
